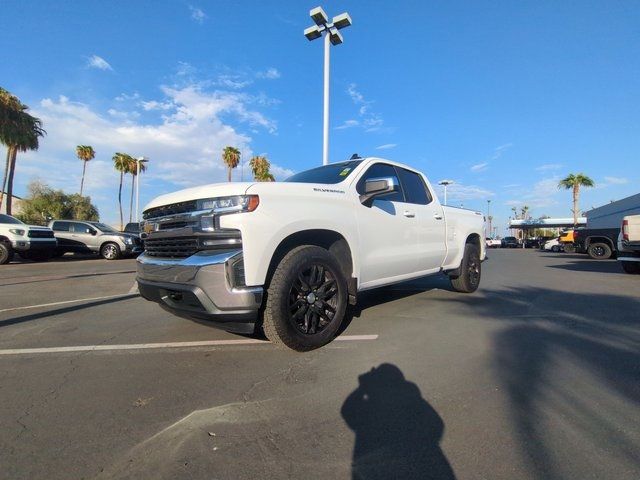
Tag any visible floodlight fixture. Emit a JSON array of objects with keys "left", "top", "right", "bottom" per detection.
[
  {"left": 310, "top": 6, "right": 329, "bottom": 26},
  {"left": 304, "top": 25, "right": 322, "bottom": 41},
  {"left": 304, "top": 6, "right": 353, "bottom": 165},
  {"left": 438, "top": 180, "right": 455, "bottom": 205}
]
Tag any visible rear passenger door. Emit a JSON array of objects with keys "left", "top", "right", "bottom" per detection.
[{"left": 396, "top": 168, "right": 447, "bottom": 271}]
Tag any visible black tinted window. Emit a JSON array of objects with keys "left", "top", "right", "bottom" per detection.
[
  {"left": 356, "top": 163, "right": 404, "bottom": 202},
  {"left": 72, "top": 223, "right": 94, "bottom": 234},
  {"left": 285, "top": 160, "right": 362, "bottom": 184},
  {"left": 397, "top": 168, "right": 431, "bottom": 205},
  {"left": 52, "top": 221, "right": 71, "bottom": 232}
]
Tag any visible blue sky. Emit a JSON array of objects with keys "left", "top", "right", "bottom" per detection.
[{"left": 1, "top": 0, "right": 639, "bottom": 231}]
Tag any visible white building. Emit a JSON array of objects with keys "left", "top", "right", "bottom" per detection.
[
  {"left": 585, "top": 193, "right": 640, "bottom": 229},
  {"left": 0, "top": 193, "right": 23, "bottom": 215}
]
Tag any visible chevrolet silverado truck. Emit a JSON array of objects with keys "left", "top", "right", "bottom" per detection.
[
  {"left": 136, "top": 157, "right": 486, "bottom": 351},
  {"left": 0, "top": 213, "right": 57, "bottom": 264},
  {"left": 617, "top": 215, "right": 640, "bottom": 274}
]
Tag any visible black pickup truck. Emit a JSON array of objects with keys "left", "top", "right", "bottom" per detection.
[{"left": 574, "top": 227, "right": 619, "bottom": 259}]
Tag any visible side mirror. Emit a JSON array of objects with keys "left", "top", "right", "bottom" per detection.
[{"left": 360, "top": 177, "right": 399, "bottom": 207}]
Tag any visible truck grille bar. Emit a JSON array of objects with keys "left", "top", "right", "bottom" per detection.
[{"left": 144, "top": 231, "right": 242, "bottom": 258}]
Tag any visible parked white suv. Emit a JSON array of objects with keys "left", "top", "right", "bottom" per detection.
[
  {"left": 137, "top": 157, "right": 486, "bottom": 350},
  {"left": 0, "top": 214, "right": 57, "bottom": 264}
]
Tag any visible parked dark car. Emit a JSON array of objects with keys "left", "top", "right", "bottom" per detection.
[
  {"left": 574, "top": 227, "right": 619, "bottom": 259},
  {"left": 501, "top": 236, "right": 520, "bottom": 248},
  {"left": 122, "top": 222, "right": 141, "bottom": 235},
  {"left": 524, "top": 238, "right": 540, "bottom": 249}
]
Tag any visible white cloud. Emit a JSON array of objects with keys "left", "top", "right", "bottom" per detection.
[
  {"left": 87, "top": 55, "right": 112, "bottom": 71},
  {"left": 505, "top": 176, "right": 561, "bottom": 209},
  {"left": 603, "top": 176, "right": 628, "bottom": 185},
  {"left": 536, "top": 163, "right": 563, "bottom": 172},
  {"left": 375, "top": 143, "right": 397, "bottom": 150},
  {"left": 115, "top": 92, "right": 139, "bottom": 102},
  {"left": 471, "top": 162, "right": 488, "bottom": 172},
  {"left": 341, "top": 83, "right": 385, "bottom": 133},
  {"left": 438, "top": 183, "right": 494, "bottom": 202},
  {"left": 257, "top": 68, "right": 281, "bottom": 80},
  {"left": 491, "top": 143, "right": 513, "bottom": 160},
  {"left": 140, "top": 100, "right": 174, "bottom": 111},
  {"left": 188, "top": 5, "right": 207, "bottom": 23},
  {"left": 217, "top": 74, "right": 252, "bottom": 89},
  {"left": 335, "top": 119, "right": 359, "bottom": 130},
  {"left": 19, "top": 84, "right": 282, "bottom": 224}
]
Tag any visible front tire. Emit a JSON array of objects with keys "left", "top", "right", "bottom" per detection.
[
  {"left": 621, "top": 261, "right": 640, "bottom": 274},
  {"left": 263, "top": 245, "right": 348, "bottom": 351},
  {"left": 564, "top": 244, "right": 576, "bottom": 254},
  {"left": 551, "top": 245, "right": 560, "bottom": 252},
  {"left": 0, "top": 243, "right": 14, "bottom": 265},
  {"left": 450, "top": 243, "right": 481, "bottom": 293},
  {"left": 588, "top": 242, "right": 612, "bottom": 260},
  {"left": 100, "top": 242, "right": 121, "bottom": 260}
]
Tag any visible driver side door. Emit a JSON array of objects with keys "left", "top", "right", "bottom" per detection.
[{"left": 354, "top": 163, "right": 421, "bottom": 288}]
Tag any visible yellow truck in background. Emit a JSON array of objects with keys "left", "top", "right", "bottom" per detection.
[{"left": 559, "top": 229, "right": 577, "bottom": 253}]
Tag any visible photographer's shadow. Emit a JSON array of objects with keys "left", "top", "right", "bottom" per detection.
[{"left": 341, "top": 364, "right": 456, "bottom": 480}]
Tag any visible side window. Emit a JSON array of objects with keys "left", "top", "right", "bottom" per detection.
[
  {"left": 72, "top": 223, "right": 93, "bottom": 234},
  {"left": 52, "top": 221, "right": 70, "bottom": 232},
  {"left": 356, "top": 163, "right": 404, "bottom": 202},
  {"left": 397, "top": 168, "right": 432, "bottom": 205}
]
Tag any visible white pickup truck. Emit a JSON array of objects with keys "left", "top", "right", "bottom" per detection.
[
  {"left": 0, "top": 213, "right": 58, "bottom": 264},
  {"left": 137, "top": 157, "right": 486, "bottom": 350},
  {"left": 618, "top": 215, "right": 640, "bottom": 274}
]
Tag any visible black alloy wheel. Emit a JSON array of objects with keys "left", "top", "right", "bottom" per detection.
[{"left": 288, "top": 263, "right": 339, "bottom": 335}]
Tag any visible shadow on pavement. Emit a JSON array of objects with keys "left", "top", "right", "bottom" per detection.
[
  {"left": 0, "top": 294, "right": 139, "bottom": 328},
  {"left": 437, "top": 287, "right": 640, "bottom": 479},
  {"left": 547, "top": 260, "right": 623, "bottom": 274},
  {"left": 341, "top": 363, "right": 456, "bottom": 480}
]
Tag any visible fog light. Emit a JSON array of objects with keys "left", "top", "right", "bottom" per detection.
[{"left": 201, "top": 215, "right": 215, "bottom": 232}]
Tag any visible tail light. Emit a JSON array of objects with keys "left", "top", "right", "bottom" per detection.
[{"left": 622, "top": 220, "right": 629, "bottom": 241}]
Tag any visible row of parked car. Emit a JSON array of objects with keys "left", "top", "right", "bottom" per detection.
[
  {"left": 485, "top": 214, "right": 640, "bottom": 274},
  {"left": 0, "top": 213, "right": 142, "bottom": 264}
]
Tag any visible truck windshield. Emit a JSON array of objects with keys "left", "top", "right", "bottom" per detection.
[
  {"left": 0, "top": 214, "right": 23, "bottom": 225},
  {"left": 284, "top": 160, "right": 362, "bottom": 184}
]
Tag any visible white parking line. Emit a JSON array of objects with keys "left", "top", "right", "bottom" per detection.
[
  {"left": 0, "top": 293, "right": 138, "bottom": 314},
  {"left": 0, "top": 335, "right": 379, "bottom": 356}
]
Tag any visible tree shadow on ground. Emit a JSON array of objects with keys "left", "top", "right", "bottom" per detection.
[
  {"left": 341, "top": 363, "right": 456, "bottom": 480},
  {"left": 434, "top": 287, "right": 640, "bottom": 479}
]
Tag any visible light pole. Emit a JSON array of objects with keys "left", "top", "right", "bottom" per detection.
[
  {"left": 438, "top": 180, "right": 454, "bottom": 205},
  {"left": 487, "top": 199, "right": 492, "bottom": 237},
  {"left": 135, "top": 157, "right": 149, "bottom": 223},
  {"left": 304, "top": 6, "right": 352, "bottom": 166}
]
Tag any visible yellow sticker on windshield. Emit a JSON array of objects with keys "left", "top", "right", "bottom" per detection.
[{"left": 339, "top": 168, "right": 351, "bottom": 176}]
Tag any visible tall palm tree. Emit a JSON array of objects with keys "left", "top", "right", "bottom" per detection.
[
  {"left": 222, "top": 146, "right": 241, "bottom": 182},
  {"left": 558, "top": 173, "right": 595, "bottom": 226},
  {"left": 113, "top": 153, "right": 132, "bottom": 230},
  {"left": 0, "top": 88, "right": 45, "bottom": 214},
  {"left": 128, "top": 157, "right": 146, "bottom": 223},
  {"left": 249, "top": 155, "right": 275, "bottom": 182},
  {"left": 76, "top": 145, "right": 95, "bottom": 196}
]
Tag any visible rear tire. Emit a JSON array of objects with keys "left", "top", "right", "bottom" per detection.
[
  {"left": 588, "top": 242, "right": 612, "bottom": 260},
  {"left": 564, "top": 244, "right": 576, "bottom": 254},
  {"left": 262, "top": 245, "right": 348, "bottom": 351},
  {"left": 450, "top": 244, "right": 481, "bottom": 293},
  {"left": 551, "top": 245, "right": 560, "bottom": 252},
  {"left": 100, "top": 242, "right": 121, "bottom": 260},
  {"left": 621, "top": 261, "right": 640, "bottom": 274},
  {"left": 0, "top": 243, "right": 14, "bottom": 265}
]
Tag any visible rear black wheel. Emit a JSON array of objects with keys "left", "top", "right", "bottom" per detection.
[
  {"left": 588, "top": 242, "right": 612, "bottom": 260},
  {"left": 621, "top": 261, "right": 640, "bottom": 274},
  {"left": 263, "top": 245, "right": 348, "bottom": 351},
  {"left": 450, "top": 243, "right": 481, "bottom": 293}
]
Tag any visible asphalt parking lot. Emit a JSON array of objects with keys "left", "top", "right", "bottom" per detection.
[{"left": 1, "top": 249, "right": 639, "bottom": 480}]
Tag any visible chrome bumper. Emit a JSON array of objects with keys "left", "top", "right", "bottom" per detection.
[{"left": 136, "top": 250, "right": 263, "bottom": 333}]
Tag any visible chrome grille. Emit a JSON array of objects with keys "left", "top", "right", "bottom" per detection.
[
  {"left": 144, "top": 237, "right": 199, "bottom": 258},
  {"left": 143, "top": 200, "right": 198, "bottom": 220}
]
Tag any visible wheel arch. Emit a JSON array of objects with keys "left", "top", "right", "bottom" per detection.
[
  {"left": 585, "top": 236, "right": 614, "bottom": 249},
  {"left": 265, "top": 229, "right": 356, "bottom": 294}
]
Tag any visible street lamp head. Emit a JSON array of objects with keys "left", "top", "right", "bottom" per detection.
[
  {"left": 438, "top": 179, "right": 454, "bottom": 186},
  {"left": 329, "top": 28, "right": 343, "bottom": 45},
  {"left": 137, "top": 156, "right": 149, "bottom": 163},
  {"left": 332, "top": 12, "right": 352, "bottom": 30},
  {"left": 310, "top": 6, "right": 329, "bottom": 26},
  {"left": 304, "top": 25, "right": 322, "bottom": 41}
]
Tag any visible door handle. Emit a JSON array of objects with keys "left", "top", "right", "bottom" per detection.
[
  {"left": 403, "top": 211, "right": 415, "bottom": 218},
  {"left": 434, "top": 213, "right": 443, "bottom": 220}
]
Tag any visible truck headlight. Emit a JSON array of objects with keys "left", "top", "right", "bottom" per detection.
[
  {"left": 197, "top": 195, "right": 259, "bottom": 215},
  {"left": 9, "top": 229, "right": 26, "bottom": 236},
  {"left": 122, "top": 236, "right": 133, "bottom": 244}
]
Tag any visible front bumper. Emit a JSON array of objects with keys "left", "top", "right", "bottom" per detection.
[
  {"left": 136, "top": 249, "right": 263, "bottom": 334},
  {"left": 11, "top": 239, "right": 57, "bottom": 251}
]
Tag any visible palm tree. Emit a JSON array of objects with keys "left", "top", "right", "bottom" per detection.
[
  {"left": 222, "top": 146, "right": 241, "bottom": 182},
  {"left": 558, "top": 173, "right": 595, "bottom": 226},
  {"left": 76, "top": 145, "right": 95, "bottom": 196},
  {"left": 249, "top": 155, "right": 275, "bottom": 182},
  {"left": 113, "top": 153, "right": 132, "bottom": 230},
  {"left": 0, "top": 88, "right": 46, "bottom": 214},
  {"left": 127, "top": 157, "right": 146, "bottom": 223}
]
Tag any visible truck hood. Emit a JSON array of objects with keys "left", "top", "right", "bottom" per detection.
[{"left": 144, "top": 182, "right": 256, "bottom": 211}]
